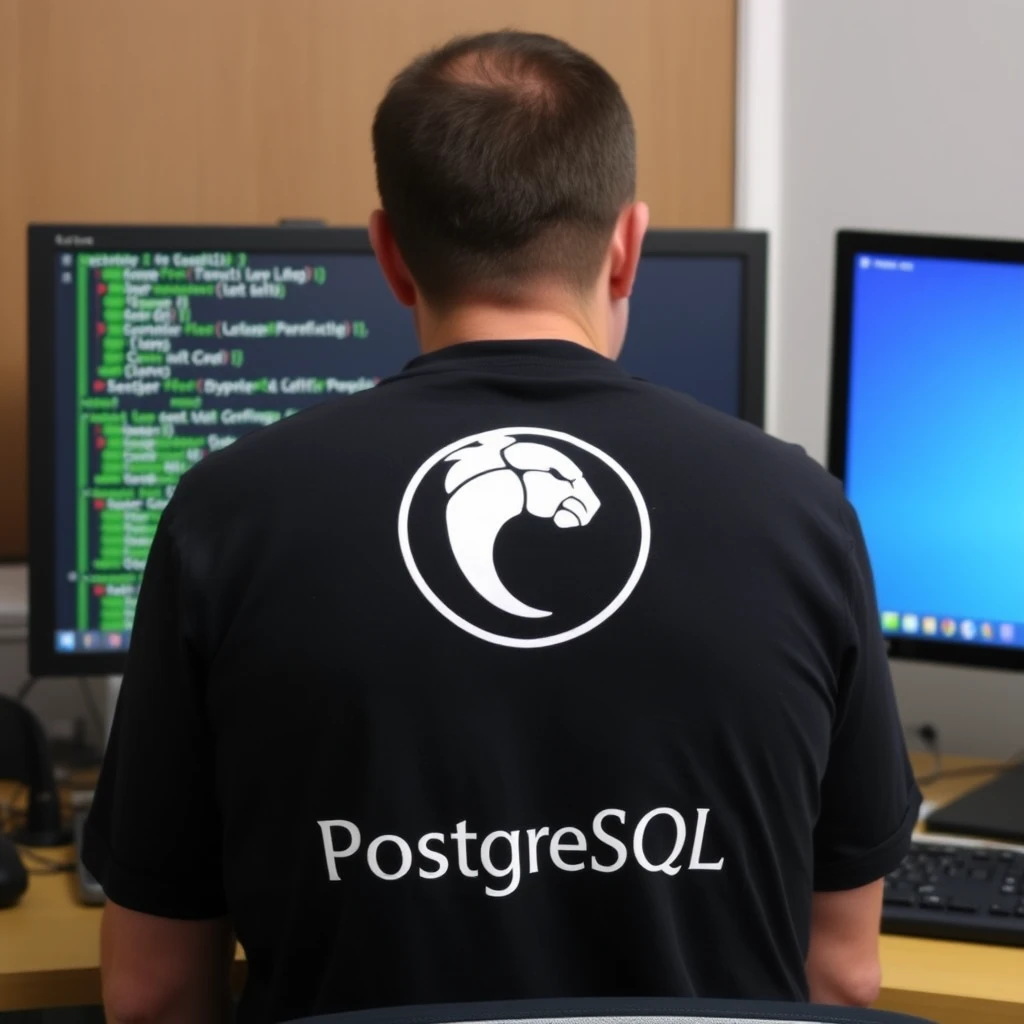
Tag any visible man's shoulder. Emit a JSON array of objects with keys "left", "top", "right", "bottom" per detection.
[
  {"left": 169, "top": 387, "right": 387, "bottom": 510},
  {"left": 633, "top": 380, "right": 841, "bottom": 495}
]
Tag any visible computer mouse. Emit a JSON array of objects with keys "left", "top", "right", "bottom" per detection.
[{"left": 0, "top": 835, "right": 28, "bottom": 908}]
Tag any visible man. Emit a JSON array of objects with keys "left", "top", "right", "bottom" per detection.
[{"left": 84, "top": 31, "right": 920, "bottom": 1024}]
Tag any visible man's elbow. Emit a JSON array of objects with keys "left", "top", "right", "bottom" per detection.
[
  {"left": 102, "top": 971, "right": 179, "bottom": 1024},
  {"left": 809, "top": 958, "right": 882, "bottom": 1007},
  {"left": 839, "top": 958, "right": 882, "bottom": 1007}
]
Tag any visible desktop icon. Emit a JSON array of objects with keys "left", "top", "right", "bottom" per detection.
[
  {"left": 922, "top": 616, "right": 938, "bottom": 636},
  {"left": 881, "top": 611, "right": 900, "bottom": 631},
  {"left": 1000, "top": 624, "right": 1016, "bottom": 643},
  {"left": 859, "top": 256, "right": 872, "bottom": 270},
  {"left": 940, "top": 618, "right": 957, "bottom": 638},
  {"left": 81, "top": 632, "right": 94, "bottom": 649},
  {"left": 108, "top": 632, "right": 123, "bottom": 649},
  {"left": 901, "top": 613, "right": 920, "bottom": 634},
  {"left": 56, "top": 630, "right": 76, "bottom": 652},
  {"left": 981, "top": 622, "right": 994, "bottom": 641},
  {"left": 960, "top": 619, "right": 978, "bottom": 642}
]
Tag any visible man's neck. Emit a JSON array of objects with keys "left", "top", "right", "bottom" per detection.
[{"left": 416, "top": 298, "right": 608, "bottom": 357}]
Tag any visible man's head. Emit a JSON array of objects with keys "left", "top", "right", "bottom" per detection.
[{"left": 370, "top": 31, "right": 648, "bottom": 356}]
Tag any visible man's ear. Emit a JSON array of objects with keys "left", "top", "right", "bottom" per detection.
[
  {"left": 369, "top": 210, "right": 418, "bottom": 307},
  {"left": 608, "top": 201, "right": 650, "bottom": 300}
]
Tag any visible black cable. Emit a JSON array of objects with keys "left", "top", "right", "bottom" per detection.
[
  {"left": 16, "top": 845, "right": 75, "bottom": 874},
  {"left": 905, "top": 722, "right": 943, "bottom": 779},
  {"left": 16, "top": 677, "right": 39, "bottom": 702},
  {"left": 917, "top": 752, "right": 1024, "bottom": 788}
]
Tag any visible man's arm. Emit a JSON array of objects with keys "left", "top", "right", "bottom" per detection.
[
  {"left": 805, "top": 880, "right": 884, "bottom": 1006},
  {"left": 808, "top": 499, "right": 919, "bottom": 1005},
  {"left": 81, "top": 511, "right": 231, "bottom": 1021},
  {"left": 101, "top": 901, "right": 234, "bottom": 1024}
]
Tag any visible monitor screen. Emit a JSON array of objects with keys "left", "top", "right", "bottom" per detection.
[
  {"left": 622, "top": 254, "right": 745, "bottom": 415},
  {"left": 832, "top": 232, "right": 1024, "bottom": 669},
  {"left": 29, "top": 227, "right": 766, "bottom": 675},
  {"left": 50, "top": 243, "right": 413, "bottom": 659}
]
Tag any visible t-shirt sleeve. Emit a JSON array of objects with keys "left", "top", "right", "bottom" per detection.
[
  {"left": 81, "top": 507, "right": 226, "bottom": 919},
  {"left": 813, "top": 498, "right": 922, "bottom": 892}
]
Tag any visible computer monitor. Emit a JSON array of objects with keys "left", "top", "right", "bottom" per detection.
[
  {"left": 28, "top": 225, "right": 767, "bottom": 677},
  {"left": 829, "top": 230, "right": 1024, "bottom": 673},
  {"left": 620, "top": 231, "right": 766, "bottom": 425}
]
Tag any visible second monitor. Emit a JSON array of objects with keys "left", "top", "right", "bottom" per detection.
[{"left": 28, "top": 225, "right": 767, "bottom": 677}]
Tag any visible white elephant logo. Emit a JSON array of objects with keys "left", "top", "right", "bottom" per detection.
[
  {"left": 443, "top": 435, "right": 601, "bottom": 618},
  {"left": 398, "top": 427, "right": 651, "bottom": 649}
]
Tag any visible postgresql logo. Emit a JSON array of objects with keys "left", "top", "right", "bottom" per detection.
[
  {"left": 317, "top": 805, "right": 724, "bottom": 898},
  {"left": 398, "top": 428, "right": 650, "bottom": 647}
]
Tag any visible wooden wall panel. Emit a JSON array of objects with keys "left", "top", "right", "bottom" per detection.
[{"left": 0, "top": 0, "right": 736, "bottom": 558}]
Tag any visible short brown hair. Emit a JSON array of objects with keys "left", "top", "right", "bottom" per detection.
[{"left": 372, "top": 31, "right": 636, "bottom": 307}]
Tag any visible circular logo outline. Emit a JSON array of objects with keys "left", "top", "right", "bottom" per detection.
[{"left": 397, "top": 427, "right": 651, "bottom": 648}]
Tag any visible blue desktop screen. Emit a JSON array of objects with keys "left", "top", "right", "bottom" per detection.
[{"left": 845, "top": 252, "right": 1024, "bottom": 649}]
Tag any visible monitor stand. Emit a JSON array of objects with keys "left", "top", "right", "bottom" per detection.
[{"left": 927, "top": 762, "right": 1024, "bottom": 844}]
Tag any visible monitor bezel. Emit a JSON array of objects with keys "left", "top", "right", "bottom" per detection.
[
  {"left": 28, "top": 225, "right": 768, "bottom": 678},
  {"left": 28, "top": 225, "right": 374, "bottom": 678},
  {"left": 639, "top": 230, "right": 767, "bottom": 429},
  {"left": 829, "top": 229, "right": 1024, "bottom": 672}
]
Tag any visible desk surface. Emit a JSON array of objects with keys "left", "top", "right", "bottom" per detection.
[
  {"left": 2, "top": 758, "right": 1023, "bottom": 1021},
  {"left": 875, "top": 757, "right": 1024, "bottom": 1024}
]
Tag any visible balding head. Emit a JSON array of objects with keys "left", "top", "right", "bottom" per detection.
[{"left": 372, "top": 31, "right": 637, "bottom": 309}]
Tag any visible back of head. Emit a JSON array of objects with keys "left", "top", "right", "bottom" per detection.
[{"left": 372, "top": 31, "right": 637, "bottom": 308}]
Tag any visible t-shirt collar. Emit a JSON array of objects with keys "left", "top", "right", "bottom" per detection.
[{"left": 401, "top": 339, "right": 620, "bottom": 376}]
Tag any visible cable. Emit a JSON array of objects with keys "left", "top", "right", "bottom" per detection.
[
  {"left": 905, "top": 722, "right": 942, "bottom": 779},
  {"left": 917, "top": 751, "right": 1024, "bottom": 788},
  {"left": 15, "top": 845, "right": 75, "bottom": 875},
  {"left": 16, "top": 677, "right": 39, "bottom": 702}
]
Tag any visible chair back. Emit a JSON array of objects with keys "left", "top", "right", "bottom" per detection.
[{"left": 284, "top": 996, "right": 937, "bottom": 1024}]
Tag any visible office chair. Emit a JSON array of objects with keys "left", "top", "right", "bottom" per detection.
[{"left": 286, "top": 996, "right": 937, "bottom": 1024}]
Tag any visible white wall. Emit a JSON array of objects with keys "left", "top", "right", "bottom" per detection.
[{"left": 738, "top": 0, "right": 1024, "bottom": 758}]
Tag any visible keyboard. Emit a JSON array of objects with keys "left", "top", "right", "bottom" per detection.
[{"left": 883, "top": 837, "right": 1024, "bottom": 945}]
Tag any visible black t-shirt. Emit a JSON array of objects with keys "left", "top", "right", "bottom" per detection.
[{"left": 83, "top": 340, "right": 920, "bottom": 1023}]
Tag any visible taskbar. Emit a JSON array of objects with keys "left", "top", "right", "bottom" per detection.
[
  {"left": 54, "top": 629, "right": 129, "bottom": 654},
  {"left": 881, "top": 611, "right": 1019, "bottom": 647}
]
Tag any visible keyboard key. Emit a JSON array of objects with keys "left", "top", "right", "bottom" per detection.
[
  {"left": 919, "top": 895, "right": 945, "bottom": 910},
  {"left": 884, "top": 893, "right": 914, "bottom": 907},
  {"left": 999, "top": 851, "right": 1016, "bottom": 862},
  {"left": 970, "top": 868, "right": 990, "bottom": 881},
  {"left": 949, "top": 901, "right": 978, "bottom": 913},
  {"left": 990, "top": 902, "right": 1014, "bottom": 916},
  {"left": 974, "top": 851, "right": 991, "bottom": 860}
]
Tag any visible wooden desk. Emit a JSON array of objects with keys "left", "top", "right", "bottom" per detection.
[
  {"left": 0, "top": 783, "right": 241, "bottom": 1011},
  {"left": 875, "top": 754, "right": 1024, "bottom": 1024},
  {"left": 0, "top": 840, "right": 246, "bottom": 1011},
  {"left": 0, "top": 843, "right": 106, "bottom": 1010},
  {"left": 2, "top": 761, "right": 1023, "bottom": 1020}
]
